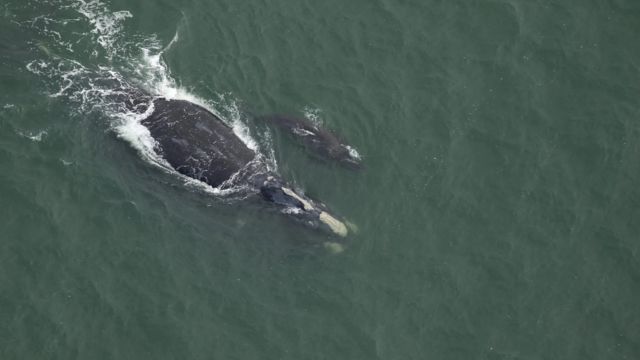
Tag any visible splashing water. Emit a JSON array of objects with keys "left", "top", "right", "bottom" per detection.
[
  {"left": 24, "top": 0, "right": 272, "bottom": 197},
  {"left": 302, "top": 106, "right": 324, "bottom": 126},
  {"left": 74, "top": 0, "right": 132, "bottom": 59}
]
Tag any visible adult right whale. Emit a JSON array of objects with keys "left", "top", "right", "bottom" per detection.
[{"left": 140, "top": 97, "right": 350, "bottom": 237}]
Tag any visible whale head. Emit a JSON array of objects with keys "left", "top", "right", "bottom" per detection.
[
  {"left": 329, "top": 144, "right": 363, "bottom": 170},
  {"left": 258, "top": 177, "right": 348, "bottom": 237}
]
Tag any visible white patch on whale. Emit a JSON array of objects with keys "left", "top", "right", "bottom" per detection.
[
  {"left": 293, "top": 128, "right": 316, "bottom": 137},
  {"left": 345, "top": 145, "right": 362, "bottom": 160}
]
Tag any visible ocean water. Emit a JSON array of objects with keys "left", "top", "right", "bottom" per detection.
[{"left": 1, "top": 0, "right": 639, "bottom": 359}]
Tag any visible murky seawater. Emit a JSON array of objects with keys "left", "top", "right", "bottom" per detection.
[{"left": 1, "top": 0, "right": 639, "bottom": 359}]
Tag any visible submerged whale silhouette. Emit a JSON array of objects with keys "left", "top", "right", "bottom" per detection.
[
  {"left": 257, "top": 114, "right": 362, "bottom": 169},
  {"left": 139, "top": 97, "right": 350, "bottom": 237}
]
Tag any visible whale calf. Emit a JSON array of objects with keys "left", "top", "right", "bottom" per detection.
[
  {"left": 257, "top": 114, "right": 362, "bottom": 169},
  {"left": 140, "top": 98, "right": 349, "bottom": 237}
]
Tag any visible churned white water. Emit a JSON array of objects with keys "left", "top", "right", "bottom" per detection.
[{"left": 26, "top": 0, "right": 268, "bottom": 196}]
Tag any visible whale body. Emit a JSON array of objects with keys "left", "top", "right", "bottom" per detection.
[
  {"left": 142, "top": 98, "right": 255, "bottom": 187},
  {"left": 139, "top": 98, "right": 349, "bottom": 237},
  {"left": 257, "top": 114, "right": 361, "bottom": 169}
]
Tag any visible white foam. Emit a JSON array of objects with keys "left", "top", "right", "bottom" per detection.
[
  {"left": 25, "top": 60, "right": 49, "bottom": 75},
  {"left": 18, "top": 130, "right": 48, "bottom": 142},
  {"left": 51, "top": 62, "right": 87, "bottom": 98},
  {"left": 302, "top": 106, "right": 323, "bottom": 126},
  {"left": 25, "top": 0, "right": 267, "bottom": 198},
  {"left": 220, "top": 96, "right": 259, "bottom": 152},
  {"left": 112, "top": 102, "right": 162, "bottom": 165},
  {"left": 282, "top": 207, "right": 303, "bottom": 215},
  {"left": 74, "top": 0, "right": 132, "bottom": 58},
  {"left": 345, "top": 145, "right": 362, "bottom": 160},
  {"left": 260, "top": 129, "right": 278, "bottom": 172}
]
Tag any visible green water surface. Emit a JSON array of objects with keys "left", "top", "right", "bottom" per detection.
[{"left": 1, "top": 0, "right": 639, "bottom": 359}]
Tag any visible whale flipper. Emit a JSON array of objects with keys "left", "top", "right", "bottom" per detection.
[{"left": 257, "top": 114, "right": 362, "bottom": 169}]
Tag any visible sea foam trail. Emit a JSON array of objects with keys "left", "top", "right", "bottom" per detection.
[
  {"left": 26, "top": 0, "right": 270, "bottom": 197},
  {"left": 74, "top": 0, "right": 132, "bottom": 59}
]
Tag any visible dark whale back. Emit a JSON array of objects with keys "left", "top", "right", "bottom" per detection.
[
  {"left": 137, "top": 97, "right": 351, "bottom": 237},
  {"left": 142, "top": 98, "right": 256, "bottom": 187}
]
